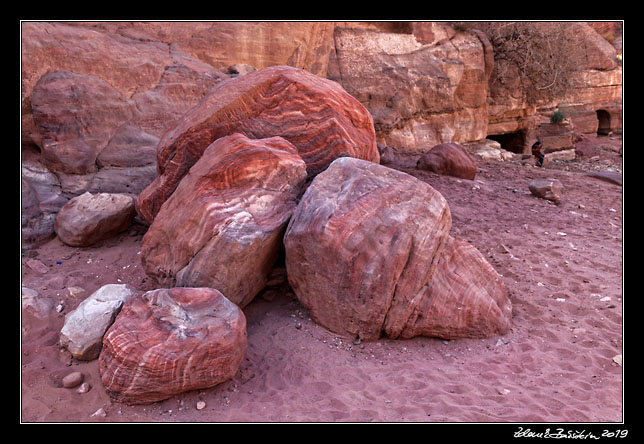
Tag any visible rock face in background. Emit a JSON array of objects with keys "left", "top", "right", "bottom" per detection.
[
  {"left": 22, "top": 22, "right": 226, "bottom": 148},
  {"left": 140, "top": 134, "right": 307, "bottom": 308},
  {"left": 21, "top": 21, "right": 622, "bottom": 247},
  {"left": 31, "top": 70, "right": 136, "bottom": 175},
  {"left": 284, "top": 157, "right": 511, "bottom": 341},
  {"left": 21, "top": 22, "right": 227, "bottom": 246},
  {"left": 72, "top": 21, "right": 336, "bottom": 78},
  {"left": 99, "top": 287, "right": 247, "bottom": 405},
  {"left": 487, "top": 22, "right": 622, "bottom": 153},
  {"left": 328, "top": 23, "right": 491, "bottom": 152},
  {"left": 136, "top": 65, "right": 379, "bottom": 223}
]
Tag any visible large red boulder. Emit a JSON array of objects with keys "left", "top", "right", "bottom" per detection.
[
  {"left": 98, "top": 287, "right": 247, "bottom": 405},
  {"left": 140, "top": 133, "right": 307, "bottom": 308},
  {"left": 136, "top": 65, "right": 379, "bottom": 223},
  {"left": 284, "top": 157, "right": 511, "bottom": 341},
  {"left": 284, "top": 157, "right": 452, "bottom": 341}
]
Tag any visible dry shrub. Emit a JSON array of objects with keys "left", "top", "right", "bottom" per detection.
[{"left": 453, "top": 22, "right": 583, "bottom": 106}]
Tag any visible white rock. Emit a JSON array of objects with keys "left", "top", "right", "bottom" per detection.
[
  {"left": 67, "top": 286, "right": 85, "bottom": 298},
  {"left": 91, "top": 408, "right": 107, "bottom": 418},
  {"left": 59, "top": 284, "right": 135, "bottom": 360},
  {"left": 77, "top": 382, "right": 92, "bottom": 394}
]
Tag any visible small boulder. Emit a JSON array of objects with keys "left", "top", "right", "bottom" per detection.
[
  {"left": 227, "top": 64, "right": 256, "bottom": 76},
  {"left": 54, "top": 192, "right": 136, "bottom": 247},
  {"left": 416, "top": 143, "right": 477, "bottom": 180},
  {"left": 377, "top": 143, "right": 395, "bottom": 165},
  {"left": 529, "top": 178, "right": 564, "bottom": 203},
  {"left": 60, "top": 284, "right": 135, "bottom": 360}
]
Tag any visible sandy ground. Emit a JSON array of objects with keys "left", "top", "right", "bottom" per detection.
[{"left": 20, "top": 135, "right": 623, "bottom": 423}]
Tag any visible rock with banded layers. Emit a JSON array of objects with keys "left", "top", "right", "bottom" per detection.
[
  {"left": 284, "top": 157, "right": 511, "bottom": 341},
  {"left": 136, "top": 65, "right": 379, "bottom": 223},
  {"left": 140, "top": 133, "right": 307, "bottom": 308},
  {"left": 398, "top": 236, "right": 512, "bottom": 339},
  {"left": 284, "top": 157, "right": 452, "bottom": 341},
  {"left": 98, "top": 287, "right": 247, "bottom": 405}
]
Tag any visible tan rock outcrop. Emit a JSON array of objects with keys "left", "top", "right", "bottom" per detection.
[{"left": 329, "top": 26, "right": 489, "bottom": 152}]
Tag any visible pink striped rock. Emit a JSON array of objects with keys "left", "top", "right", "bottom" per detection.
[
  {"left": 284, "top": 157, "right": 511, "bottom": 341},
  {"left": 284, "top": 157, "right": 452, "bottom": 341},
  {"left": 136, "top": 65, "right": 379, "bottom": 223},
  {"left": 140, "top": 133, "right": 307, "bottom": 308},
  {"left": 98, "top": 287, "right": 247, "bottom": 405},
  {"left": 398, "top": 236, "right": 512, "bottom": 339}
]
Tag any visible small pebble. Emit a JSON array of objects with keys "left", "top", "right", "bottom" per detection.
[
  {"left": 76, "top": 382, "right": 91, "bottom": 394},
  {"left": 196, "top": 401, "right": 206, "bottom": 410},
  {"left": 62, "top": 371, "right": 83, "bottom": 388},
  {"left": 91, "top": 408, "right": 107, "bottom": 418}
]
